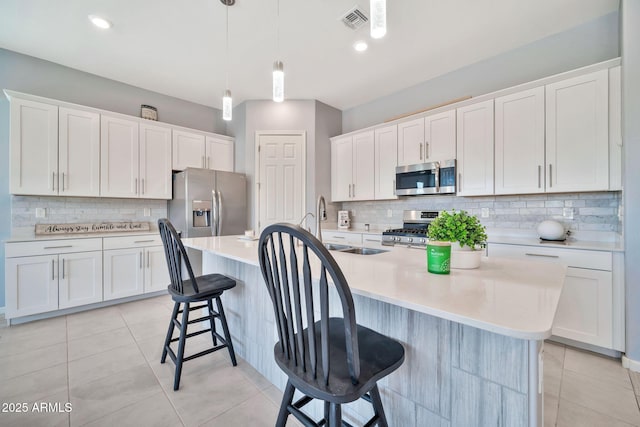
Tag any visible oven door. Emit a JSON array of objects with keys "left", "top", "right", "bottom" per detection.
[{"left": 395, "top": 160, "right": 456, "bottom": 195}]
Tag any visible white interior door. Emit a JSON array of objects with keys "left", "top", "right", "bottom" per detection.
[{"left": 256, "top": 132, "right": 305, "bottom": 231}]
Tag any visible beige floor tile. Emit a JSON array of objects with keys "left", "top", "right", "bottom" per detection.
[
  {"left": 629, "top": 370, "right": 640, "bottom": 397},
  {"left": 544, "top": 392, "right": 559, "bottom": 427},
  {"left": 164, "top": 363, "right": 260, "bottom": 426},
  {"left": 556, "top": 398, "right": 637, "bottom": 427},
  {"left": 544, "top": 342, "right": 565, "bottom": 398},
  {"left": 69, "top": 343, "right": 147, "bottom": 387},
  {"left": 564, "top": 347, "right": 633, "bottom": 390},
  {"left": 81, "top": 391, "right": 183, "bottom": 427},
  {"left": 0, "top": 342, "right": 67, "bottom": 381},
  {"left": 69, "top": 364, "right": 163, "bottom": 426},
  {"left": 118, "top": 299, "right": 172, "bottom": 326},
  {"left": 236, "top": 359, "right": 275, "bottom": 391},
  {"left": 66, "top": 306, "right": 126, "bottom": 340},
  {"left": 561, "top": 369, "right": 640, "bottom": 425},
  {"left": 201, "top": 390, "right": 301, "bottom": 427},
  {"left": 263, "top": 384, "right": 285, "bottom": 408},
  {"left": 0, "top": 363, "right": 68, "bottom": 402},
  {"left": 68, "top": 326, "right": 136, "bottom": 361},
  {"left": 126, "top": 314, "right": 173, "bottom": 342},
  {"left": 0, "top": 315, "right": 66, "bottom": 346},
  {"left": 0, "top": 390, "right": 70, "bottom": 427}
]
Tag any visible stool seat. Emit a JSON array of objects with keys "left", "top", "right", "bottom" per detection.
[
  {"left": 275, "top": 318, "right": 405, "bottom": 404},
  {"left": 168, "top": 273, "right": 236, "bottom": 303}
]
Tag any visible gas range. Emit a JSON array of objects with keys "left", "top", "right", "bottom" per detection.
[{"left": 381, "top": 210, "right": 439, "bottom": 248}]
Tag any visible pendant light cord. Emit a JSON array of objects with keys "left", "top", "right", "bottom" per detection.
[
  {"left": 276, "top": 0, "right": 280, "bottom": 56},
  {"left": 226, "top": 2, "right": 229, "bottom": 89}
]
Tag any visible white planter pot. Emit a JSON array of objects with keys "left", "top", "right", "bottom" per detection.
[{"left": 450, "top": 245, "right": 482, "bottom": 269}]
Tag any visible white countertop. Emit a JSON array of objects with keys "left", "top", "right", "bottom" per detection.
[
  {"left": 486, "top": 236, "right": 624, "bottom": 252},
  {"left": 183, "top": 235, "right": 566, "bottom": 341}
]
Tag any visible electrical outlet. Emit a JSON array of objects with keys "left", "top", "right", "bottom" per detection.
[
  {"left": 481, "top": 208, "right": 489, "bottom": 218},
  {"left": 143, "top": 208, "right": 151, "bottom": 217},
  {"left": 565, "top": 200, "right": 573, "bottom": 207},
  {"left": 35, "top": 208, "right": 46, "bottom": 218},
  {"left": 563, "top": 208, "right": 574, "bottom": 219},
  {"left": 387, "top": 209, "right": 393, "bottom": 218}
]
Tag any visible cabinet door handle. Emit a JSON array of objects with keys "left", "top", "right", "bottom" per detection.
[
  {"left": 61, "top": 258, "right": 65, "bottom": 279},
  {"left": 425, "top": 142, "right": 429, "bottom": 159},
  {"left": 348, "top": 184, "right": 351, "bottom": 198},
  {"left": 52, "top": 172, "right": 56, "bottom": 191},
  {"left": 52, "top": 259, "right": 55, "bottom": 280},
  {"left": 538, "top": 165, "right": 542, "bottom": 188},
  {"left": 142, "top": 178, "right": 145, "bottom": 195},
  {"left": 364, "top": 238, "right": 379, "bottom": 242},
  {"left": 147, "top": 252, "right": 150, "bottom": 268},
  {"left": 44, "top": 245, "right": 73, "bottom": 249},
  {"left": 134, "top": 239, "right": 154, "bottom": 244},
  {"left": 458, "top": 173, "right": 462, "bottom": 192},
  {"left": 62, "top": 172, "right": 65, "bottom": 191},
  {"left": 333, "top": 236, "right": 346, "bottom": 239},
  {"left": 202, "top": 155, "right": 205, "bottom": 168},
  {"left": 135, "top": 178, "right": 138, "bottom": 194},
  {"left": 139, "top": 252, "right": 143, "bottom": 269},
  {"left": 525, "top": 253, "right": 559, "bottom": 259},
  {"left": 207, "top": 156, "right": 211, "bottom": 169},
  {"left": 419, "top": 143, "right": 423, "bottom": 160},
  {"left": 352, "top": 183, "right": 355, "bottom": 197},
  {"left": 548, "top": 164, "right": 553, "bottom": 188}
]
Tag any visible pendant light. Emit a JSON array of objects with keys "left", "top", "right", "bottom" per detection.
[
  {"left": 222, "top": 0, "right": 233, "bottom": 121},
  {"left": 370, "top": 0, "right": 386, "bottom": 39},
  {"left": 273, "top": 0, "right": 284, "bottom": 102}
]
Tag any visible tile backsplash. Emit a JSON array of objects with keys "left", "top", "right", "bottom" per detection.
[
  {"left": 10, "top": 196, "right": 168, "bottom": 234},
  {"left": 341, "top": 191, "right": 622, "bottom": 233}
]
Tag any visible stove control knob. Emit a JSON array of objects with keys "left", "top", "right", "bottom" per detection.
[
  {"left": 420, "top": 238, "right": 426, "bottom": 244},
  {"left": 407, "top": 237, "right": 413, "bottom": 243}
]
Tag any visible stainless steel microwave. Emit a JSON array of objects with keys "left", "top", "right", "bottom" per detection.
[{"left": 395, "top": 160, "right": 456, "bottom": 195}]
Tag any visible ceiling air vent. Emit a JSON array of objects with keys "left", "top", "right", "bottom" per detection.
[{"left": 340, "top": 6, "right": 368, "bottom": 30}]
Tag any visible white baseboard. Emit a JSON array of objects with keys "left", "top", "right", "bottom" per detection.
[{"left": 622, "top": 355, "right": 640, "bottom": 372}]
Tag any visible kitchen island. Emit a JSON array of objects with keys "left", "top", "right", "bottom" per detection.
[{"left": 183, "top": 235, "right": 566, "bottom": 427}]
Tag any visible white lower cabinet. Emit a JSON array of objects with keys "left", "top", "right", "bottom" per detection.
[
  {"left": 323, "top": 231, "right": 363, "bottom": 247},
  {"left": 361, "top": 233, "right": 384, "bottom": 249},
  {"left": 488, "top": 243, "right": 621, "bottom": 351},
  {"left": 103, "top": 235, "right": 169, "bottom": 301},
  {"left": 5, "top": 239, "right": 103, "bottom": 318}
]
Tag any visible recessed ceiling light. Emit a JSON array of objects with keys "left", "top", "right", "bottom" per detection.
[
  {"left": 88, "top": 15, "right": 112, "bottom": 29},
  {"left": 354, "top": 41, "right": 368, "bottom": 52}
]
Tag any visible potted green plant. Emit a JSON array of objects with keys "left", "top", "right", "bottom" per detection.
[{"left": 427, "top": 209, "right": 487, "bottom": 269}]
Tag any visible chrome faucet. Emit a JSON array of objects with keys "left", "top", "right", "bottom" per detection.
[
  {"left": 316, "top": 195, "right": 326, "bottom": 243},
  {"left": 298, "top": 212, "right": 315, "bottom": 233}
]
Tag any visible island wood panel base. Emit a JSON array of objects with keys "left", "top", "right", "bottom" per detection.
[{"left": 203, "top": 252, "right": 542, "bottom": 427}]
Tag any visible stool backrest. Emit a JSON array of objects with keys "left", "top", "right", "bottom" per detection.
[
  {"left": 158, "top": 218, "right": 199, "bottom": 294},
  {"left": 258, "top": 223, "right": 360, "bottom": 385}
]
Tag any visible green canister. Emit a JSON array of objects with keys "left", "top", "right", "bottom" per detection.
[{"left": 427, "top": 241, "right": 451, "bottom": 274}]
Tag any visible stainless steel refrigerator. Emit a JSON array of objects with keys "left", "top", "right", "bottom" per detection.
[{"left": 168, "top": 168, "right": 247, "bottom": 238}]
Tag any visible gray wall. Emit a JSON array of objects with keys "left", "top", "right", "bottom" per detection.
[
  {"left": 342, "top": 11, "right": 620, "bottom": 132},
  {"left": 315, "top": 101, "right": 343, "bottom": 223},
  {"left": 622, "top": 1, "right": 640, "bottom": 363},
  {"left": 0, "top": 48, "right": 226, "bottom": 310}
]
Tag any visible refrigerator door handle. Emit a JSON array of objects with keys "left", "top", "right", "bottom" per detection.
[
  {"left": 211, "top": 190, "right": 218, "bottom": 236},
  {"left": 217, "top": 190, "right": 223, "bottom": 236}
]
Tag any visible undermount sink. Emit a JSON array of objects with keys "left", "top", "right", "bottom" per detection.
[
  {"left": 324, "top": 243, "right": 353, "bottom": 251},
  {"left": 340, "top": 247, "right": 388, "bottom": 255}
]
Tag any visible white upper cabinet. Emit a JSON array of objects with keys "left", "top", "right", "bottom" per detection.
[
  {"left": 101, "top": 115, "right": 140, "bottom": 198},
  {"left": 397, "top": 118, "right": 425, "bottom": 166},
  {"left": 172, "top": 130, "right": 235, "bottom": 172},
  {"left": 374, "top": 125, "right": 398, "bottom": 200},
  {"left": 331, "top": 131, "right": 374, "bottom": 202},
  {"left": 456, "top": 99, "right": 494, "bottom": 196},
  {"left": 545, "top": 69, "right": 609, "bottom": 193},
  {"left": 424, "top": 110, "right": 456, "bottom": 162},
  {"left": 205, "top": 135, "right": 234, "bottom": 172},
  {"left": 331, "top": 136, "right": 354, "bottom": 202},
  {"left": 140, "top": 122, "right": 172, "bottom": 199},
  {"left": 9, "top": 98, "right": 58, "bottom": 195},
  {"left": 58, "top": 107, "right": 101, "bottom": 197},
  {"left": 172, "top": 129, "right": 206, "bottom": 170},
  {"left": 494, "top": 87, "right": 545, "bottom": 195},
  {"left": 609, "top": 66, "right": 622, "bottom": 191}
]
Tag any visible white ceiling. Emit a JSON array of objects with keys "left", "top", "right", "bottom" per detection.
[{"left": 0, "top": 0, "right": 619, "bottom": 111}]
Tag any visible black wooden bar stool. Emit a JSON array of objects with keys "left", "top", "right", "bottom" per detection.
[
  {"left": 158, "top": 218, "right": 237, "bottom": 391},
  {"left": 258, "top": 223, "right": 405, "bottom": 427}
]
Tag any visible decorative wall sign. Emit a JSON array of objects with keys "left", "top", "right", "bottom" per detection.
[{"left": 35, "top": 222, "right": 151, "bottom": 235}]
